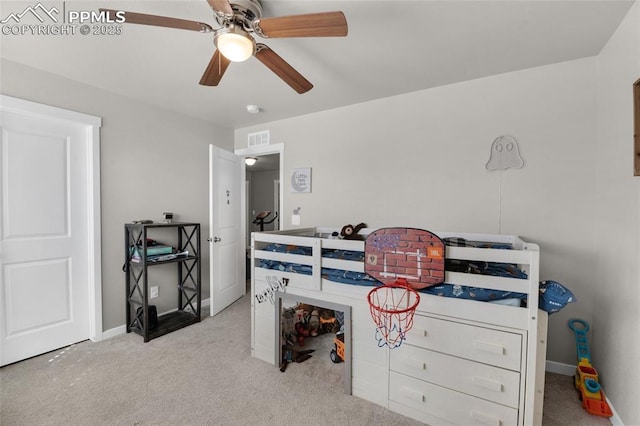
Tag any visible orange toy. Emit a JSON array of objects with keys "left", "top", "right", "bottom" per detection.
[
  {"left": 330, "top": 332, "right": 345, "bottom": 363},
  {"left": 569, "top": 319, "right": 612, "bottom": 417}
]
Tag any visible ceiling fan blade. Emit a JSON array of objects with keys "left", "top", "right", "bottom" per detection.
[
  {"left": 199, "top": 50, "right": 231, "bottom": 86},
  {"left": 254, "top": 11, "right": 348, "bottom": 38},
  {"left": 206, "top": 0, "right": 233, "bottom": 16},
  {"left": 100, "top": 9, "right": 212, "bottom": 32},
  {"left": 254, "top": 44, "right": 313, "bottom": 94}
]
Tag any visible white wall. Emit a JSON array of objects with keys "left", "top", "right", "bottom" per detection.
[
  {"left": 594, "top": 2, "right": 640, "bottom": 424},
  {"left": 236, "top": 57, "right": 599, "bottom": 367},
  {"left": 1, "top": 59, "right": 234, "bottom": 330}
]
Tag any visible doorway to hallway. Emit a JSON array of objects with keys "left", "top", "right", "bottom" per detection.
[{"left": 235, "top": 143, "right": 284, "bottom": 281}]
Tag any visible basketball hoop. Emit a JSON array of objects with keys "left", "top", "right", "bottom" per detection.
[{"left": 367, "top": 279, "right": 420, "bottom": 349}]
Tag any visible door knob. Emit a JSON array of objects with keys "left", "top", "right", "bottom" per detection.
[{"left": 213, "top": 236, "right": 222, "bottom": 242}]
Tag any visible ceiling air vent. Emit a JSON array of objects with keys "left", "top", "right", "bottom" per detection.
[{"left": 248, "top": 130, "right": 270, "bottom": 148}]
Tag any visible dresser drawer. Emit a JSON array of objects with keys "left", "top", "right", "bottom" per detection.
[
  {"left": 408, "top": 315, "right": 522, "bottom": 371},
  {"left": 390, "top": 372, "right": 519, "bottom": 426},
  {"left": 391, "top": 344, "right": 520, "bottom": 408}
]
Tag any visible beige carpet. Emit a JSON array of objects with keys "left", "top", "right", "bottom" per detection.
[
  {"left": 543, "top": 372, "right": 612, "bottom": 426},
  {"left": 1, "top": 293, "right": 612, "bottom": 425}
]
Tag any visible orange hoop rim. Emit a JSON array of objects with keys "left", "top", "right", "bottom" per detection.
[{"left": 367, "top": 282, "right": 420, "bottom": 314}]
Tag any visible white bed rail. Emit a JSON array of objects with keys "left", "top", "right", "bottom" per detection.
[{"left": 252, "top": 227, "right": 539, "bottom": 299}]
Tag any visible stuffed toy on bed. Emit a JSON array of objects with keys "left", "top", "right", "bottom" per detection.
[{"left": 340, "top": 223, "right": 367, "bottom": 240}]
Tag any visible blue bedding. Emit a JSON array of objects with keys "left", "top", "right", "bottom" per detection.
[
  {"left": 422, "top": 280, "right": 576, "bottom": 314},
  {"left": 256, "top": 241, "right": 575, "bottom": 313},
  {"left": 257, "top": 244, "right": 377, "bottom": 286}
]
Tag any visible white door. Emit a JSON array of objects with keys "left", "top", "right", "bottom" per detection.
[
  {"left": 209, "top": 145, "right": 244, "bottom": 316},
  {"left": 0, "top": 101, "right": 98, "bottom": 366}
]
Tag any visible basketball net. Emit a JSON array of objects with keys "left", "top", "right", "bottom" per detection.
[{"left": 367, "top": 279, "right": 420, "bottom": 349}]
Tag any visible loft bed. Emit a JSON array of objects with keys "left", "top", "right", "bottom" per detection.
[
  {"left": 251, "top": 227, "right": 550, "bottom": 425},
  {"left": 253, "top": 227, "right": 559, "bottom": 309}
]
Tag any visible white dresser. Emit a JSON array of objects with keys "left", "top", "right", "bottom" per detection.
[{"left": 388, "top": 309, "right": 546, "bottom": 425}]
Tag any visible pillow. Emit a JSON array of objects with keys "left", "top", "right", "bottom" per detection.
[{"left": 539, "top": 280, "right": 576, "bottom": 313}]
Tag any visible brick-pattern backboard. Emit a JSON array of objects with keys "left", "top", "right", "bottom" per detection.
[{"left": 365, "top": 228, "right": 445, "bottom": 289}]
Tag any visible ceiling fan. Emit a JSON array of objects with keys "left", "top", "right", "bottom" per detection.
[{"left": 100, "top": 0, "right": 348, "bottom": 94}]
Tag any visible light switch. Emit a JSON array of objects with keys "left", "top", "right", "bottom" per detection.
[{"left": 292, "top": 214, "right": 300, "bottom": 225}]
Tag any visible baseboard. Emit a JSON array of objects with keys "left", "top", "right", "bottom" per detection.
[
  {"left": 546, "top": 360, "right": 576, "bottom": 376},
  {"left": 607, "top": 395, "right": 624, "bottom": 426},
  {"left": 546, "top": 361, "right": 622, "bottom": 425},
  {"left": 102, "top": 324, "right": 126, "bottom": 340}
]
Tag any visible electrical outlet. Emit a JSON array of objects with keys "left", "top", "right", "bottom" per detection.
[{"left": 150, "top": 286, "right": 159, "bottom": 299}]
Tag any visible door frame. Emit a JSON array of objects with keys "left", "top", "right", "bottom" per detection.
[
  {"left": 235, "top": 143, "right": 284, "bottom": 246},
  {"left": 0, "top": 95, "right": 103, "bottom": 342},
  {"left": 273, "top": 179, "right": 280, "bottom": 231}
]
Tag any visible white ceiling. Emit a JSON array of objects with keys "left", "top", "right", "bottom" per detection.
[{"left": 0, "top": 0, "right": 634, "bottom": 129}]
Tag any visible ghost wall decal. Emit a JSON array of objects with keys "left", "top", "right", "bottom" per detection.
[{"left": 486, "top": 135, "right": 524, "bottom": 171}]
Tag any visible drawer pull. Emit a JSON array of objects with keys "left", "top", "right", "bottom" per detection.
[
  {"left": 414, "top": 328, "right": 428, "bottom": 338},
  {"left": 401, "top": 387, "right": 426, "bottom": 403},
  {"left": 404, "top": 357, "right": 427, "bottom": 371},
  {"left": 472, "top": 376, "right": 504, "bottom": 392},
  {"left": 471, "top": 410, "right": 502, "bottom": 426},
  {"left": 473, "top": 340, "right": 506, "bottom": 355}
]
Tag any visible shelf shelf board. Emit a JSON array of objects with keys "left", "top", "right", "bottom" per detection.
[
  {"left": 126, "top": 222, "right": 200, "bottom": 229},
  {"left": 129, "top": 255, "right": 198, "bottom": 267},
  {"left": 130, "top": 310, "right": 199, "bottom": 342}
]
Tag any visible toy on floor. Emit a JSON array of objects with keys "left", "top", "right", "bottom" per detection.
[
  {"left": 281, "top": 308, "right": 297, "bottom": 347},
  {"left": 280, "top": 346, "right": 314, "bottom": 372},
  {"left": 319, "top": 309, "right": 339, "bottom": 334},
  {"left": 330, "top": 330, "right": 345, "bottom": 363},
  {"left": 568, "top": 319, "right": 612, "bottom": 417},
  {"left": 308, "top": 309, "right": 320, "bottom": 336},
  {"left": 290, "top": 307, "right": 312, "bottom": 345},
  {"left": 294, "top": 320, "right": 310, "bottom": 346}
]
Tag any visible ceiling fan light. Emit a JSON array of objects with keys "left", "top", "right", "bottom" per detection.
[{"left": 215, "top": 27, "right": 255, "bottom": 62}]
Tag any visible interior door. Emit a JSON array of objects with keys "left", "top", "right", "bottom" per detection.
[
  {"left": 209, "top": 145, "right": 244, "bottom": 316},
  {"left": 0, "top": 107, "right": 91, "bottom": 366}
]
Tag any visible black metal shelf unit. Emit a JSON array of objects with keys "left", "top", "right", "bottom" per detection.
[{"left": 124, "top": 222, "right": 201, "bottom": 342}]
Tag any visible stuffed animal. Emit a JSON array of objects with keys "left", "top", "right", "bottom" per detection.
[
  {"left": 340, "top": 223, "right": 367, "bottom": 240},
  {"left": 308, "top": 310, "right": 320, "bottom": 337},
  {"left": 295, "top": 321, "right": 309, "bottom": 346}
]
